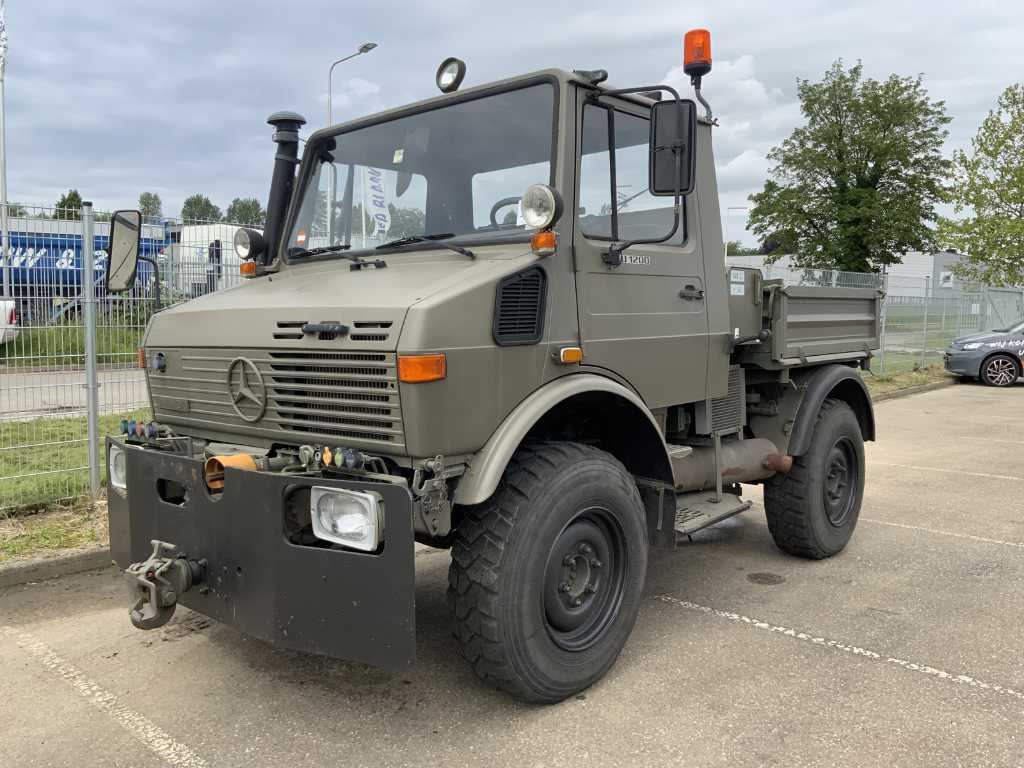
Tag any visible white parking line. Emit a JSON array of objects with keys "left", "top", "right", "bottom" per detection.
[
  {"left": 654, "top": 595, "right": 1024, "bottom": 704},
  {"left": 2, "top": 626, "right": 208, "bottom": 768},
  {"left": 869, "top": 461, "right": 1023, "bottom": 482},
  {"left": 863, "top": 518, "right": 1024, "bottom": 550}
]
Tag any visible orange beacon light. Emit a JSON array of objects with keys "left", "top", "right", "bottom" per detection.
[{"left": 684, "top": 29, "right": 712, "bottom": 78}]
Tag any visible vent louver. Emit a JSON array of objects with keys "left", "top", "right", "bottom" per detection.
[
  {"left": 493, "top": 267, "right": 547, "bottom": 346},
  {"left": 273, "top": 320, "right": 305, "bottom": 340},
  {"left": 271, "top": 320, "right": 393, "bottom": 342}
]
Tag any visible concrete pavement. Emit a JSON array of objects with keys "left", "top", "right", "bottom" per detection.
[
  {"left": 0, "top": 367, "right": 146, "bottom": 421},
  {"left": 2, "top": 383, "right": 1022, "bottom": 767}
]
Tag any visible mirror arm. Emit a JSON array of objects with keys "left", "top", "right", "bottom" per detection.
[
  {"left": 136, "top": 254, "right": 162, "bottom": 312},
  {"left": 691, "top": 75, "right": 713, "bottom": 123}
]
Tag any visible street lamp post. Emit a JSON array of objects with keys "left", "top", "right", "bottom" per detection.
[
  {"left": 326, "top": 42, "right": 377, "bottom": 248},
  {"left": 327, "top": 42, "right": 378, "bottom": 125},
  {"left": 724, "top": 206, "right": 749, "bottom": 257}
]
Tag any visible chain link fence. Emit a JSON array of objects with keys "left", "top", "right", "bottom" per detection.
[{"left": 1, "top": 203, "right": 249, "bottom": 511}]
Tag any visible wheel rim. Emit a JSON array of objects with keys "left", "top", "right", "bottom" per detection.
[
  {"left": 822, "top": 437, "right": 858, "bottom": 527},
  {"left": 542, "top": 506, "right": 628, "bottom": 652},
  {"left": 985, "top": 357, "right": 1017, "bottom": 386}
]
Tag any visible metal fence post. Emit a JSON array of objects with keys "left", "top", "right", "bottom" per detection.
[
  {"left": 878, "top": 276, "right": 888, "bottom": 376},
  {"left": 920, "top": 275, "right": 930, "bottom": 370},
  {"left": 82, "top": 201, "right": 101, "bottom": 495}
]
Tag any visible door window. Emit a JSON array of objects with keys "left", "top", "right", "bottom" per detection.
[{"left": 578, "top": 103, "right": 680, "bottom": 243}]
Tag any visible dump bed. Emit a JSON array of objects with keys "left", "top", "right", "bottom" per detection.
[{"left": 732, "top": 279, "right": 881, "bottom": 370}]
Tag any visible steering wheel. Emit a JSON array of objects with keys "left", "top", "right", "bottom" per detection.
[{"left": 489, "top": 197, "right": 522, "bottom": 229}]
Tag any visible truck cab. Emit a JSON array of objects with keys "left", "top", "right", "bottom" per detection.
[{"left": 104, "top": 34, "right": 879, "bottom": 704}]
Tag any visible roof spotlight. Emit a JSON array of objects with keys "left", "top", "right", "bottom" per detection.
[{"left": 436, "top": 57, "right": 467, "bottom": 93}]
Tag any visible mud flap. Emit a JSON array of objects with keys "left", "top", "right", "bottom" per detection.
[{"left": 106, "top": 439, "right": 416, "bottom": 669}]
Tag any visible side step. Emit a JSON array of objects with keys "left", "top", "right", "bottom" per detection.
[{"left": 674, "top": 491, "right": 752, "bottom": 537}]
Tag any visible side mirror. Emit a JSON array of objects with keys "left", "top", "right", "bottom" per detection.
[
  {"left": 105, "top": 209, "right": 142, "bottom": 293},
  {"left": 648, "top": 99, "right": 697, "bottom": 197}
]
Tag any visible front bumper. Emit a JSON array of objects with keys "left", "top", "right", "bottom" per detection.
[
  {"left": 943, "top": 349, "right": 984, "bottom": 377},
  {"left": 106, "top": 439, "right": 416, "bottom": 669}
]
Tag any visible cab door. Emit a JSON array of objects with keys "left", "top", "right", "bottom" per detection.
[{"left": 573, "top": 93, "right": 709, "bottom": 408}]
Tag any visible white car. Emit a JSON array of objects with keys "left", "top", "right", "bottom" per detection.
[{"left": 0, "top": 299, "right": 18, "bottom": 345}]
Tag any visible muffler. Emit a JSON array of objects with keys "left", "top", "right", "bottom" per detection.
[{"left": 671, "top": 438, "right": 791, "bottom": 492}]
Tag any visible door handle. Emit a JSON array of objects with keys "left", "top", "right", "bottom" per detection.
[{"left": 679, "top": 285, "right": 705, "bottom": 301}]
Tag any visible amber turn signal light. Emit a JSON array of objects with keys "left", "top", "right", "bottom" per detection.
[
  {"left": 240, "top": 261, "right": 257, "bottom": 277},
  {"left": 137, "top": 347, "right": 146, "bottom": 369},
  {"left": 531, "top": 230, "right": 557, "bottom": 256},
  {"left": 558, "top": 346, "right": 583, "bottom": 364},
  {"left": 684, "top": 29, "right": 712, "bottom": 77},
  {"left": 398, "top": 353, "right": 447, "bottom": 383}
]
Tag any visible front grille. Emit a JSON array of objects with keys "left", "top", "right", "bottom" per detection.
[{"left": 149, "top": 347, "right": 404, "bottom": 450}]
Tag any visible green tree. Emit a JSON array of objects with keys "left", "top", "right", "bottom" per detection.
[
  {"left": 748, "top": 61, "right": 951, "bottom": 273},
  {"left": 4, "top": 202, "right": 26, "bottom": 217},
  {"left": 726, "top": 240, "right": 758, "bottom": 256},
  {"left": 385, "top": 205, "right": 425, "bottom": 239},
  {"left": 225, "top": 197, "right": 266, "bottom": 226},
  {"left": 54, "top": 189, "right": 83, "bottom": 220},
  {"left": 138, "top": 191, "right": 163, "bottom": 222},
  {"left": 940, "top": 83, "right": 1024, "bottom": 286},
  {"left": 180, "top": 194, "right": 222, "bottom": 223}
]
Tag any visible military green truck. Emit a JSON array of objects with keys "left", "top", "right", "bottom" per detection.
[{"left": 103, "top": 34, "right": 880, "bottom": 703}]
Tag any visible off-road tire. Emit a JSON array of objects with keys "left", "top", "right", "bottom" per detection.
[
  {"left": 980, "top": 354, "right": 1020, "bottom": 387},
  {"left": 448, "top": 442, "right": 648, "bottom": 703},
  {"left": 764, "top": 399, "right": 864, "bottom": 559}
]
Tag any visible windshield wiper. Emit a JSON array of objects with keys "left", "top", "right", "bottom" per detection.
[
  {"left": 376, "top": 233, "right": 475, "bottom": 259},
  {"left": 288, "top": 244, "right": 387, "bottom": 271}
]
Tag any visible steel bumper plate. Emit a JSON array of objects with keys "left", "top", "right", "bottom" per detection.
[{"left": 106, "top": 439, "right": 416, "bottom": 669}]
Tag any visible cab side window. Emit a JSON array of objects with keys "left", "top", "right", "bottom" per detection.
[{"left": 578, "top": 103, "right": 680, "bottom": 243}]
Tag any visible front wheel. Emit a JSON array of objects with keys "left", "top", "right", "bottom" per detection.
[
  {"left": 980, "top": 354, "right": 1020, "bottom": 387},
  {"left": 448, "top": 442, "right": 648, "bottom": 703},
  {"left": 764, "top": 399, "right": 865, "bottom": 559}
]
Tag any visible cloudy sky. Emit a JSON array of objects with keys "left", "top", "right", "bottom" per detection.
[{"left": 5, "top": 0, "right": 1023, "bottom": 244}]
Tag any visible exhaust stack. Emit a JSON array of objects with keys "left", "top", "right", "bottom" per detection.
[{"left": 263, "top": 111, "right": 307, "bottom": 264}]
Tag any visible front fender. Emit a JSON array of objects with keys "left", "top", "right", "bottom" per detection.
[{"left": 453, "top": 374, "right": 670, "bottom": 506}]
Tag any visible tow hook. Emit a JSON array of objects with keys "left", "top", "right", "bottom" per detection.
[{"left": 124, "top": 540, "right": 206, "bottom": 630}]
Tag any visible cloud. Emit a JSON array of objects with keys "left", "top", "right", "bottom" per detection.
[{"left": 2, "top": 0, "right": 1022, "bottom": 240}]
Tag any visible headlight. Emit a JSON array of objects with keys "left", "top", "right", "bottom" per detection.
[
  {"left": 521, "top": 184, "right": 563, "bottom": 230},
  {"left": 310, "top": 486, "right": 384, "bottom": 552},
  {"left": 233, "top": 227, "right": 266, "bottom": 260},
  {"left": 962, "top": 342, "right": 983, "bottom": 350},
  {"left": 108, "top": 442, "right": 127, "bottom": 491}
]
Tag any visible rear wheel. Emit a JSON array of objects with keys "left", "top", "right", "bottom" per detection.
[
  {"left": 980, "top": 354, "right": 1020, "bottom": 387},
  {"left": 448, "top": 442, "right": 647, "bottom": 703},
  {"left": 764, "top": 399, "right": 864, "bottom": 559}
]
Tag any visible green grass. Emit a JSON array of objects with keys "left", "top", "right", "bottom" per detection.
[
  {"left": 861, "top": 363, "right": 954, "bottom": 396},
  {"left": 0, "top": 411, "right": 148, "bottom": 513},
  {"left": 0, "top": 500, "right": 108, "bottom": 562},
  {"left": 0, "top": 321, "right": 146, "bottom": 368}
]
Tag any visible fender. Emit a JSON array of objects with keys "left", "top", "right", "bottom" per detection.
[
  {"left": 788, "top": 364, "right": 876, "bottom": 456},
  {"left": 453, "top": 373, "right": 672, "bottom": 506}
]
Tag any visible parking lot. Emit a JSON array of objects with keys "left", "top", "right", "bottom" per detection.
[{"left": 1, "top": 382, "right": 1022, "bottom": 767}]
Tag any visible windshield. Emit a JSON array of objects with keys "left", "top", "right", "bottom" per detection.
[{"left": 286, "top": 82, "right": 556, "bottom": 258}]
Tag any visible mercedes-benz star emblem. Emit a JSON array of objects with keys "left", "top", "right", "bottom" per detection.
[{"left": 226, "top": 357, "right": 267, "bottom": 423}]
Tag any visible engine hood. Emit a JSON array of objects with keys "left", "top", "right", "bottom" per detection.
[{"left": 145, "top": 251, "right": 519, "bottom": 352}]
